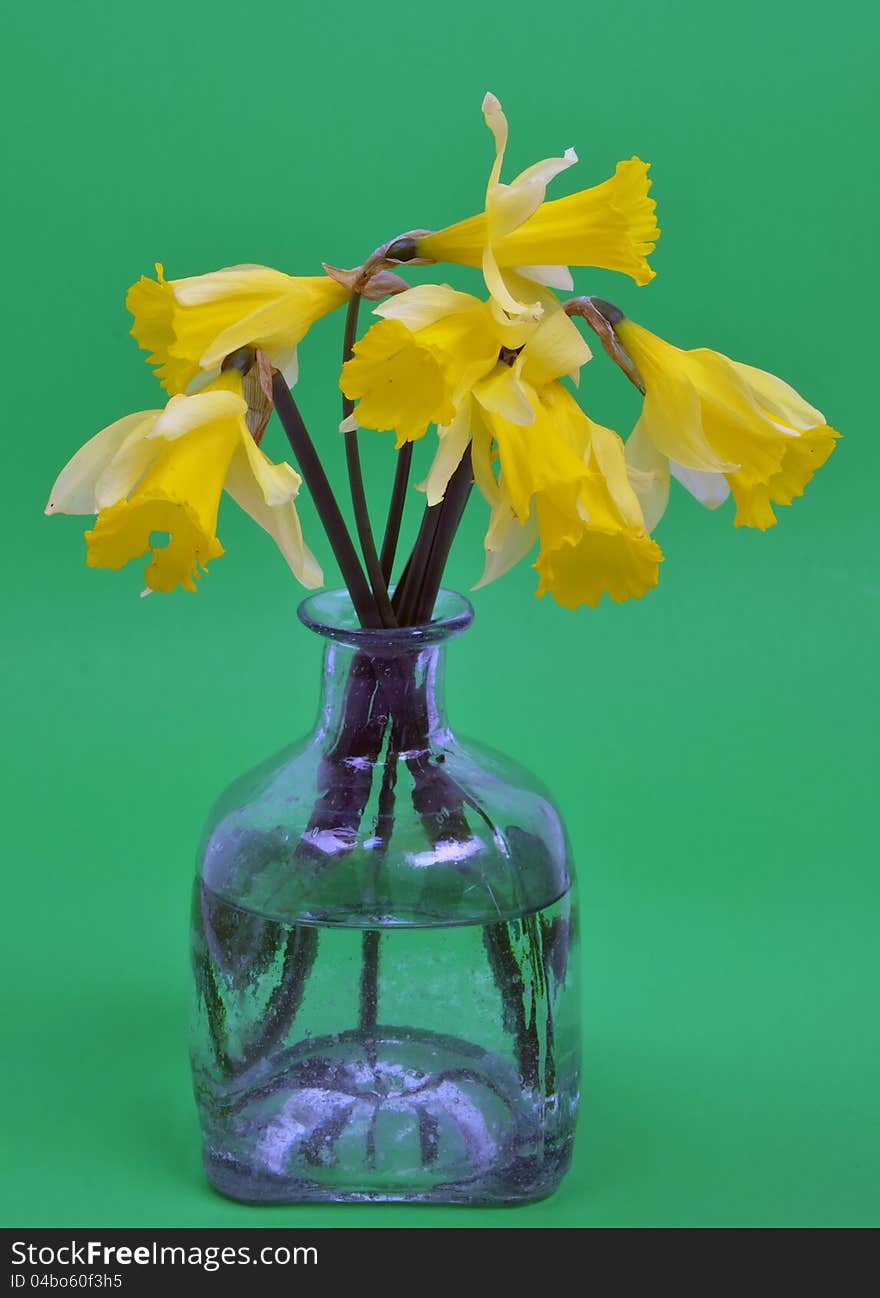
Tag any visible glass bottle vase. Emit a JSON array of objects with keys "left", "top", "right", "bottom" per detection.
[{"left": 190, "top": 589, "right": 581, "bottom": 1204}]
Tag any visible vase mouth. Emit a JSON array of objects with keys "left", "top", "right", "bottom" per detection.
[{"left": 297, "top": 588, "right": 474, "bottom": 651}]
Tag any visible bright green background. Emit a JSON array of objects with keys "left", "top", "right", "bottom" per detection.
[{"left": 2, "top": 0, "right": 877, "bottom": 1229}]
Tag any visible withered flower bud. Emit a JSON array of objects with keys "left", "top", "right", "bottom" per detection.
[
  {"left": 564, "top": 296, "right": 644, "bottom": 394},
  {"left": 221, "top": 345, "right": 256, "bottom": 375},
  {"left": 323, "top": 263, "right": 412, "bottom": 301},
  {"left": 589, "top": 297, "right": 625, "bottom": 326},
  {"left": 384, "top": 236, "right": 419, "bottom": 263}
]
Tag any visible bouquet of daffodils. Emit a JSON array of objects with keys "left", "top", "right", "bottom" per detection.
[{"left": 46, "top": 94, "right": 838, "bottom": 628}]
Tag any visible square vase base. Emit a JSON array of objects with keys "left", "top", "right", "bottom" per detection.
[{"left": 203, "top": 1145, "right": 573, "bottom": 1206}]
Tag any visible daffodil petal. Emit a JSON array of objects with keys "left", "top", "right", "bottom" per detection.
[
  {"left": 172, "top": 264, "right": 293, "bottom": 306},
  {"left": 470, "top": 416, "right": 499, "bottom": 507},
  {"left": 482, "top": 91, "right": 508, "bottom": 190},
  {"left": 670, "top": 462, "right": 731, "bottom": 510},
  {"left": 417, "top": 406, "right": 472, "bottom": 506},
  {"left": 481, "top": 246, "right": 540, "bottom": 319},
  {"left": 624, "top": 423, "right": 671, "bottom": 531},
  {"left": 618, "top": 322, "right": 739, "bottom": 473},
  {"left": 729, "top": 360, "right": 825, "bottom": 431},
  {"left": 150, "top": 389, "right": 247, "bottom": 441},
  {"left": 94, "top": 425, "right": 163, "bottom": 510},
  {"left": 237, "top": 426, "right": 302, "bottom": 507},
  {"left": 473, "top": 357, "right": 535, "bottom": 425},
  {"left": 473, "top": 502, "right": 538, "bottom": 589},
  {"left": 339, "top": 317, "right": 456, "bottom": 443},
  {"left": 225, "top": 444, "right": 322, "bottom": 588},
  {"left": 588, "top": 419, "right": 647, "bottom": 531},
  {"left": 275, "top": 345, "right": 299, "bottom": 388},
  {"left": 45, "top": 411, "right": 161, "bottom": 515},
  {"left": 521, "top": 308, "right": 592, "bottom": 388},
  {"left": 510, "top": 147, "right": 578, "bottom": 192},
  {"left": 198, "top": 299, "right": 309, "bottom": 370},
  {"left": 514, "top": 264, "right": 575, "bottom": 290},
  {"left": 84, "top": 417, "right": 240, "bottom": 593},
  {"left": 377, "top": 284, "right": 483, "bottom": 331}
]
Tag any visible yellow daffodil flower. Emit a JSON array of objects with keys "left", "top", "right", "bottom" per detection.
[
  {"left": 413, "top": 93, "right": 659, "bottom": 319},
  {"left": 127, "top": 263, "right": 348, "bottom": 396},
  {"left": 45, "top": 370, "right": 321, "bottom": 594},
  {"left": 344, "top": 279, "right": 660, "bottom": 607},
  {"left": 474, "top": 382, "right": 662, "bottom": 609},
  {"left": 340, "top": 282, "right": 591, "bottom": 465},
  {"left": 617, "top": 319, "right": 840, "bottom": 530}
]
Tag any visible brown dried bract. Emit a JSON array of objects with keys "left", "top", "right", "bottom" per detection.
[
  {"left": 564, "top": 296, "right": 645, "bottom": 395},
  {"left": 243, "top": 351, "right": 275, "bottom": 445},
  {"left": 323, "top": 262, "right": 412, "bottom": 301}
]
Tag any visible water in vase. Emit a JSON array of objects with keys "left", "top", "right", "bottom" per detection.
[{"left": 192, "top": 882, "right": 580, "bottom": 1204}]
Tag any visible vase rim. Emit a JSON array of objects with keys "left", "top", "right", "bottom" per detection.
[{"left": 297, "top": 587, "right": 474, "bottom": 651}]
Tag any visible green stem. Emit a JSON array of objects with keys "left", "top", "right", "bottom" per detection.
[{"left": 342, "top": 292, "right": 397, "bottom": 627}]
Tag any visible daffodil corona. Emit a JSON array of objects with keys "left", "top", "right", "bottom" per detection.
[{"left": 46, "top": 90, "right": 837, "bottom": 617}]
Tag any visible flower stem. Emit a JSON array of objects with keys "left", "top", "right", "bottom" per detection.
[
  {"left": 392, "top": 501, "right": 443, "bottom": 625},
  {"left": 271, "top": 373, "right": 378, "bottom": 628},
  {"left": 342, "top": 292, "right": 397, "bottom": 627},
  {"left": 380, "top": 440, "right": 413, "bottom": 584},
  {"left": 413, "top": 447, "right": 474, "bottom": 623}
]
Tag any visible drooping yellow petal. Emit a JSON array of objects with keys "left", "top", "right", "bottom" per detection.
[
  {"left": 469, "top": 380, "right": 662, "bottom": 608},
  {"left": 417, "top": 404, "right": 473, "bottom": 506},
  {"left": 339, "top": 318, "right": 456, "bottom": 445},
  {"left": 624, "top": 423, "right": 671, "bottom": 531},
  {"left": 473, "top": 497, "right": 539, "bottom": 590},
  {"left": 530, "top": 389, "right": 663, "bottom": 609},
  {"left": 45, "top": 411, "right": 162, "bottom": 516},
  {"left": 93, "top": 422, "right": 164, "bottom": 511},
  {"left": 618, "top": 323, "right": 740, "bottom": 473},
  {"left": 520, "top": 307, "right": 592, "bottom": 388},
  {"left": 416, "top": 300, "right": 502, "bottom": 402},
  {"left": 483, "top": 383, "right": 589, "bottom": 522},
  {"left": 85, "top": 416, "right": 241, "bottom": 593},
  {"left": 150, "top": 386, "right": 247, "bottom": 442},
  {"left": 341, "top": 289, "right": 501, "bottom": 445},
  {"left": 619, "top": 319, "right": 840, "bottom": 529},
  {"left": 225, "top": 444, "right": 322, "bottom": 589},
  {"left": 728, "top": 360, "right": 826, "bottom": 431},
  {"left": 472, "top": 356, "right": 535, "bottom": 426},
  {"left": 377, "top": 284, "right": 483, "bottom": 332}
]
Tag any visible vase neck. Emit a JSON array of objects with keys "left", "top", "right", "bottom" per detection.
[
  {"left": 314, "top": 641, "right": 450, "bottom": 752},
  {"left": 298, "top": 588, "right": 472, "bottom": 755}
]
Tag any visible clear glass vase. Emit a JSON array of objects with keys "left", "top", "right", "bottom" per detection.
[{"left": 190, "top": 589, "right": 581, "bottom": 1204}]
